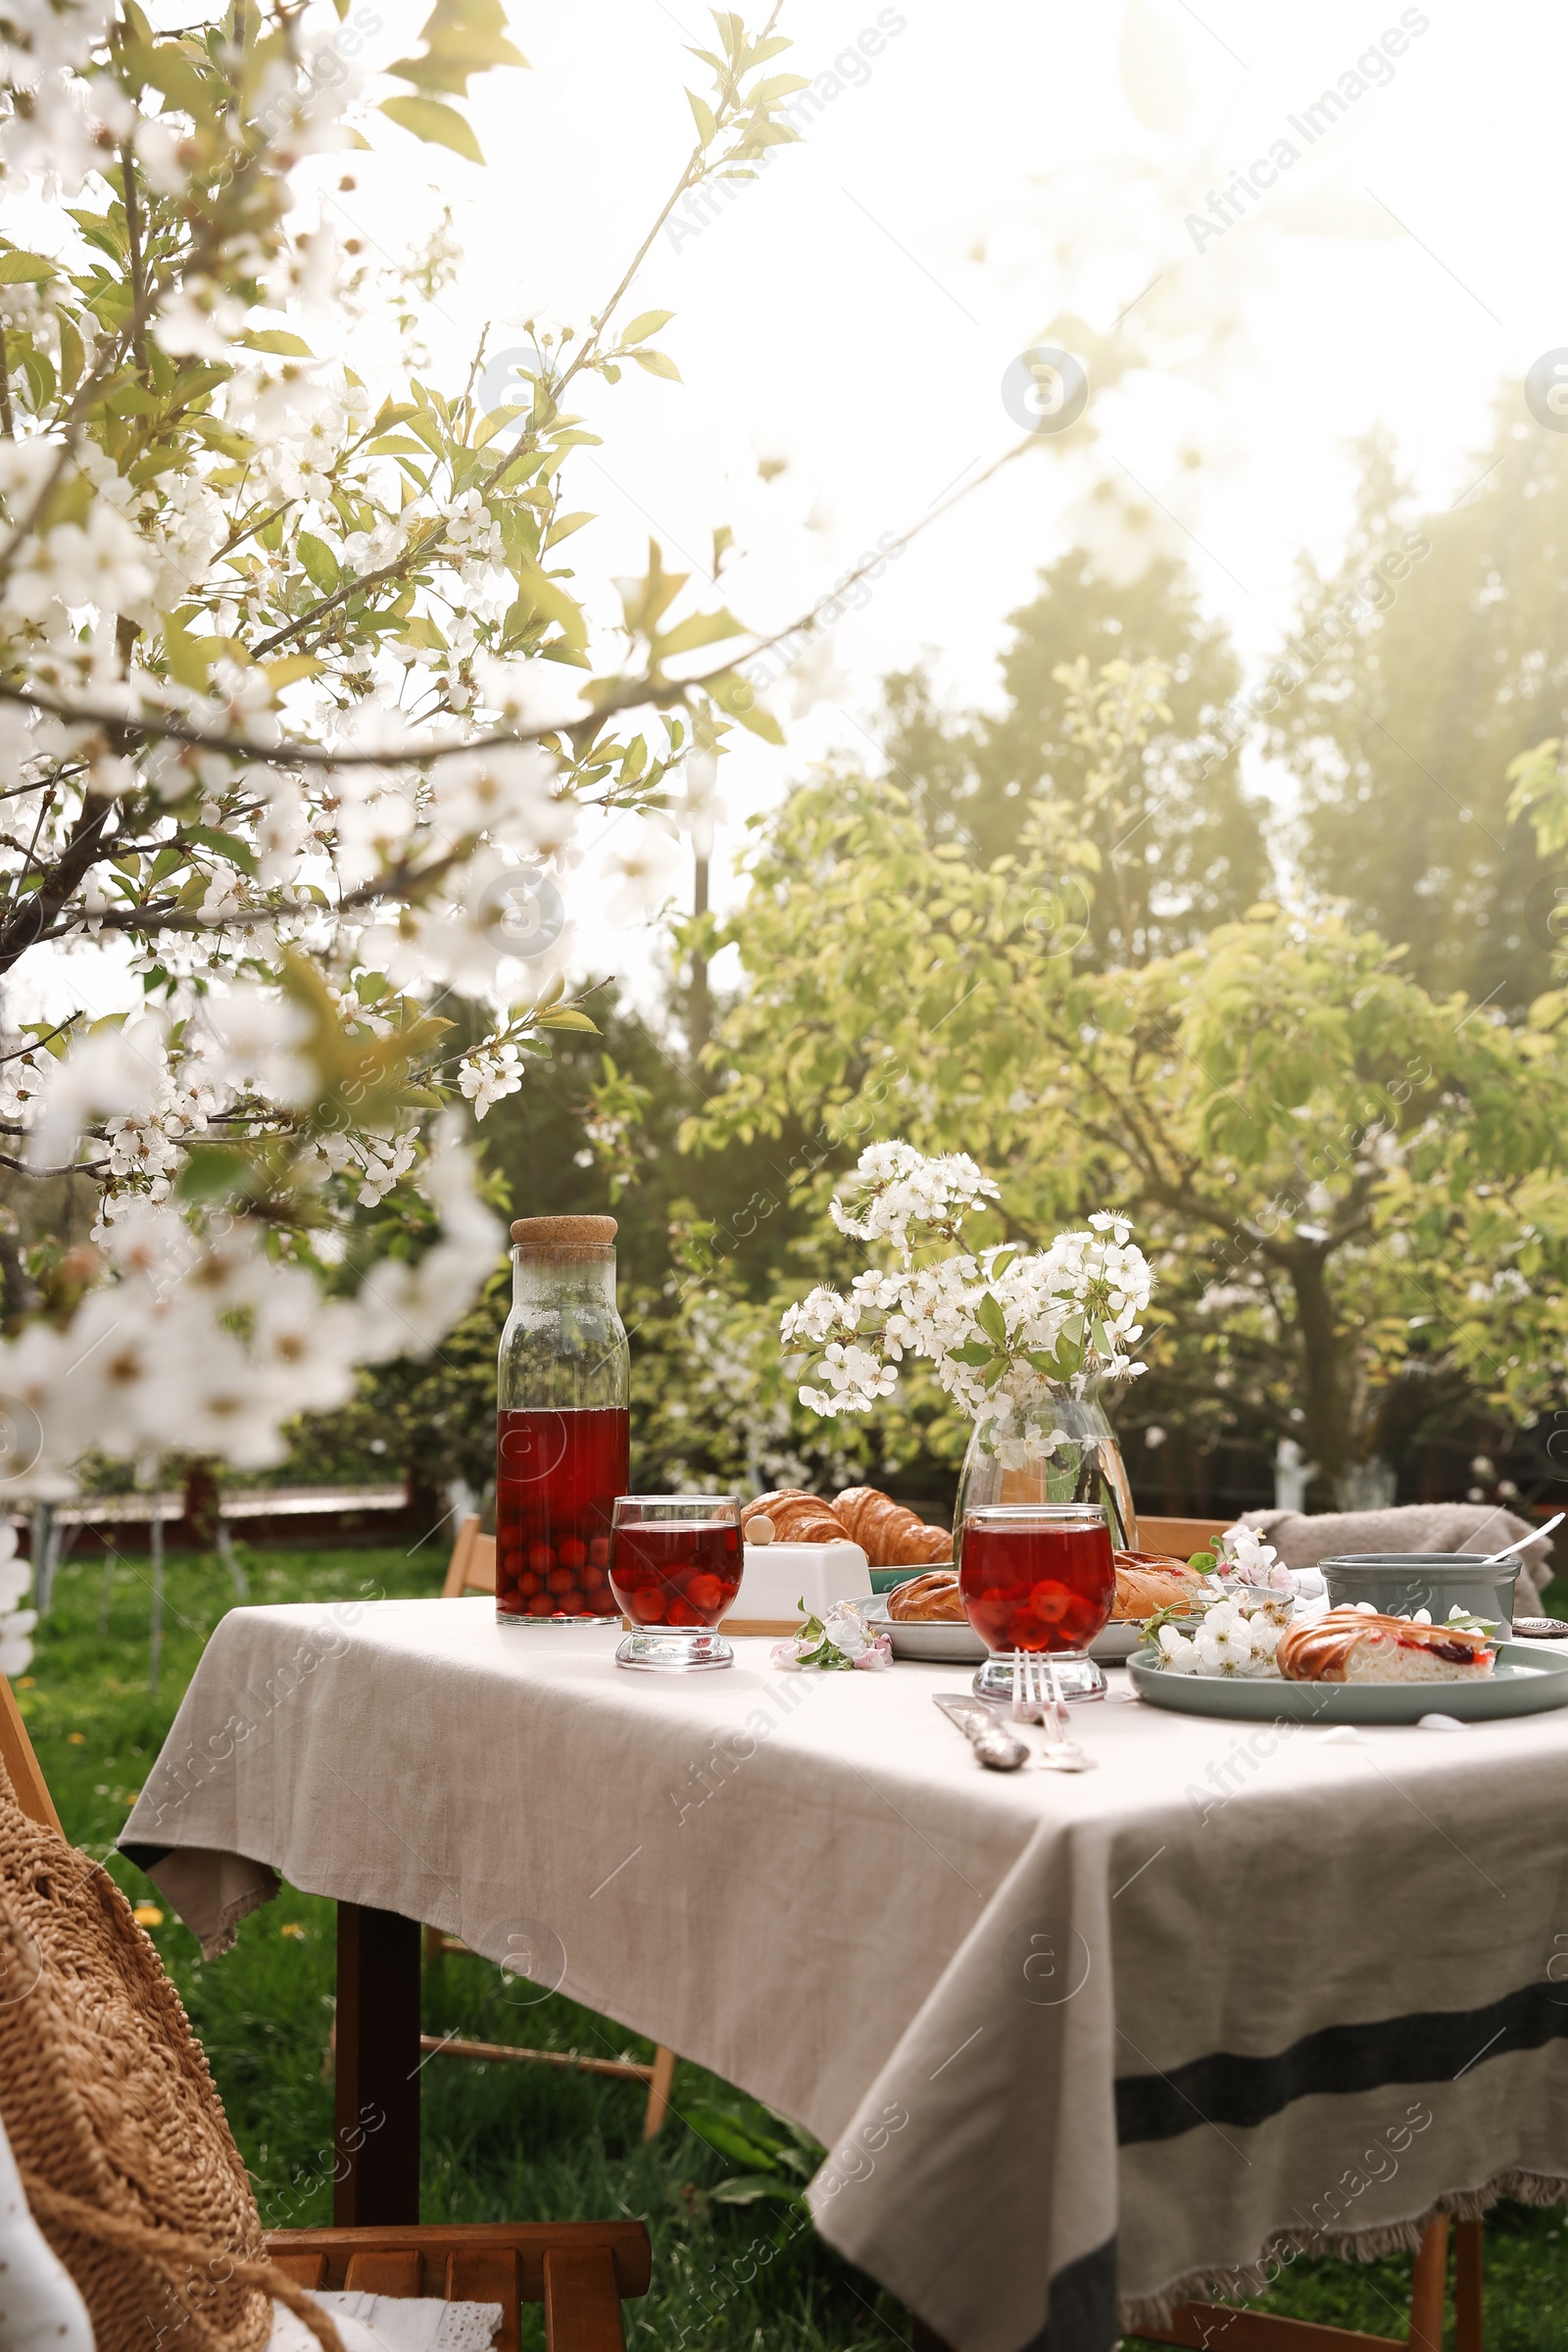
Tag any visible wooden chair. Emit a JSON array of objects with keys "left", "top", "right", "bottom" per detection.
[
  {"left": 1138, "top": 1514, "right": 1234, "bottom": 1558},
  {"left": 0, "top": 1677, "right": 653, "bottom": 2352},
  {"left": 269, "top": 2220, "right": 651, "bottom": 2352},
  {"left": 910, "top": 2212, "right": 1482, "bottom": 2351},
  {"left": 442, "top": 1512, "right": 499, "bottom": 1598},
  {"left": 1134, "top": 2210, "right": 1483, "bottom": 2351},
  {"left": 429, "top": 1517, "right": 677, "bottom": 2139}
]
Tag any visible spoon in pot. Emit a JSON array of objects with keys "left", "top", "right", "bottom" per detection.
[{"left": 1480, "top": 1510, "right": 1564, "bottom": 1565}]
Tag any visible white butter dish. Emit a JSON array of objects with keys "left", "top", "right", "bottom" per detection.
[{"left": 729, "top": 1540, "right": 870, "bottom": 1633}]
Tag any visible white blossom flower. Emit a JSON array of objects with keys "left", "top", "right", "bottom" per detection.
[
  {"left": 459, "top": 1038, "right": 526, "bottom": 1119},
  {"left": 9, "top": 504, "right": 153, "bottom": 618},
  {"left": 783, "top": 1146, "right": 1154, "bottom": 1422}
]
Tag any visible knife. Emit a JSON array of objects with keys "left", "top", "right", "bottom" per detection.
[{"left": 933, "top": 1692, "right": 1029, "bottom": 1771}]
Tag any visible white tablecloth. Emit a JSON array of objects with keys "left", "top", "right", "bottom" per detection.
[{"left": 122, "top": 1599, "right": 1568, "bottom": 2352}]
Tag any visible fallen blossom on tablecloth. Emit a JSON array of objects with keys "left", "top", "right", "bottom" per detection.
[{"left": 772, "top": 1598, "right": 893, "bottom": 1673}]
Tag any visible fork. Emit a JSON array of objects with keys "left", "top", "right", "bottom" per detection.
[{"left": 1008, "top": 1649, "right": 1095, "bottom": 1771}]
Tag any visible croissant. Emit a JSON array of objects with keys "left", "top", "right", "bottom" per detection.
[
  {"left": 1277, "top": 1607, "right": 1495, "bottom": 1685},
  {"left": 887, "top": 1570, "right": 965, "bottom": 1623},
  {"left": 1112, "top": 1550, "right": 1208, "bottom": 1623},
  {"left": 742, "top": 1490, "right": 850, "bottom": 1544},
  {"left": 833, "top": 1486, "right": 952, "bottom": 1568}
]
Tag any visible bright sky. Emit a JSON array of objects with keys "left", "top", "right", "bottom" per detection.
[
  {"left": 72, "top": 0, "right": 1568, "bottom": 1018},
  {"left": 369, "top": 0, "right": 1555, "bottom": 986}
]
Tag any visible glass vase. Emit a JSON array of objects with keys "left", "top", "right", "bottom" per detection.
[{"left": 953, "top": 1389, "right": 1137, "bottom": 1566}]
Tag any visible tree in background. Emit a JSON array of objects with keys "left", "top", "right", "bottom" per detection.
[
  {"left": 883, "top": 535, "right": 1269, "bottom": 964},
  {"left": 678, "top": 768, "right": 1568, "bottom": 1512},
  {"left": 1270, "top": 416, "right": 1568, "bottom": 1010}
]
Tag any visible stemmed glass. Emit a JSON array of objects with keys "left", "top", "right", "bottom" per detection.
[
  {"left": 610, "top": 1495, "right": 743, "bottom": 1672},
  {"left": 958, "top": 1501, "right": 1114, "bottom": 1706}
]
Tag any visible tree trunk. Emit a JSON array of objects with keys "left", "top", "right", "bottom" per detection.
[
  {"left": 687, "top": 851, "right": 710, "bottom": 1062},
  {"left": 181, "top": 1458, "right": 220, "bottom": 1548},
  {"left": 1280, "top": 1242, "right": 1354, "bottom": 1492}
]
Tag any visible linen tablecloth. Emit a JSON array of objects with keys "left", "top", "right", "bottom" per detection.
[{"left": 120, "top": 1598, "right": 1568, "bottom": 2352}]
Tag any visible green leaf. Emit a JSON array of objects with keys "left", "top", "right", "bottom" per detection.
[
  {"left": 57, "top": 315, "right": 83, "bottom": 393},
  {"left": 631, "top": 348, "right": 681, "bottom": 382},
  {"left": 658, "top": 607, "right": 745, "bottom": 657},
  {"left": 620, "top": 309, "right": 674, "bottom": 346},
  {"left": 473, "top": 404, "right": 526, "bottom": 450},
  {"left": 709, "top": 2176, "right": 807, "bottom": 2207},
  {"left": 264, "top": 653, "right": 322, "bottom": 689},
  {"left": 161, "top": 610, "right": 214, "bottom": 693},
  {"left": 681, "top": 2105, "right": 782, "bottom": 2171},
  {"left": 377, "top": 93, "right": 485, "bottom": 164},
  {"left": 534, "top": 1007, "right": 600, "bottom": 1033},
  {"left": 240, "top": 328, "right": 313, "bottom": 357},
  {"left": 686, "top": 88, "right": 717, "bottom": 144},
  {"left": 0, "top": 252, "right": 54, "bottom": 284},
  {"left": 176, "top": 1145, "right": 253, "bottom": 1202},
  {"left": 18, "top": 349, "right": 54, "bottom": 412},
  {"left": 187, "top": 825, "right": 258, "bottom": 878},
  {"left": 746, "top": 74, "right": 812, "bottom": 104},
  {"left": 974, "top": 1290, "right": 1008, "bottom": 1346},
  {"left": 709, "top": 670, "right": 782, "bottom": 742},
  {"left": 295, "top": 532, "right": 340, "bottom": 596},
  {"left": 949, "top": 1342, "right": 998, "bottom": 1367}
]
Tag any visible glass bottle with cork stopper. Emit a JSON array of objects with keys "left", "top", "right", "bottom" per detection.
[{"left": 496, "top": 1215, "right": 630, "bottom": 1622}]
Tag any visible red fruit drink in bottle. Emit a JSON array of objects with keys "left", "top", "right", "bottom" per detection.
[{"left": 496, "top": 1406, "right": 629, "bottom": 1620}]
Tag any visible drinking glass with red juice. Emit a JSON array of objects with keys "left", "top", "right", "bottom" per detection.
[
  {"left": 496, "top": 1216, "right": 630, "bottom": 1623},
  {"left": 958, "top": 1502, "right": 1114, "bottom": 1703},
  {"left": 610, "top": 1496, "right": 742, "bottom": 1672}
]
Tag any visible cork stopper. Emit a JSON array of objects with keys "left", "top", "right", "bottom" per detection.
[{"left": 511, "top": 1214, "right": 617, "bottom": 1261}]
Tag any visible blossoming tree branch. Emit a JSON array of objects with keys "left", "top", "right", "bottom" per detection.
[{"left": 0, "top": 0, "right": 826, "bottom": 1664}]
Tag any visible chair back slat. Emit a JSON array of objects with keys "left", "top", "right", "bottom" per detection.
[
  {"left": 344, "top": 2250, "right": 423, "bottom": 2298},
  {"left": 442, "top": 1515, "right": 497, "bottom": 1596},
  {"left": 267, "top": 2222, "right": 651, "bottom": 2305},
  {"left": 1137, "top": 1515, "right": 1232, "bottom": 1560},
  {"left": 0, "top": 1674, "right": 62, "bottom": 1833},
  {"left": 541, "top": 2243, "right": 628, "bottom": 2352},
  {"left": 270, "top": 2253, "right": 328, "bottom": 2289}
]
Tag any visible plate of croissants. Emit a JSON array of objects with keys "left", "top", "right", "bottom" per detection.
[
  {"left": 868, "top": 1550, "right": 1214, "bottom": 1665},
  {"left": 1129, "top": 1609, "right": 1568, "bottom": 1723}
]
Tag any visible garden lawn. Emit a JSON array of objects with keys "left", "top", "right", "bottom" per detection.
[{"left": 16, "top": 1542, "right": 1568, "bottom": 2351}]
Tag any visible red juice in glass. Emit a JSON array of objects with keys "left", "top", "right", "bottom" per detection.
[
  {"left": 610, "top": 1519, "right": 742, "bottom": 1629},
  {"left": 495, "top": 1405, "right": 629, "bottom": 1620},
  {"left": 959, "top": 1512, "right": 1114, "bottom": 1652}
]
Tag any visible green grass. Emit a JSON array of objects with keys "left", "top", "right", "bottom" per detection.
[{"left": 19, "top": 1544, "right": 1568, "bottom": 2350}]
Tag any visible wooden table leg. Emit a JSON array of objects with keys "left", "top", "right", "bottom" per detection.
[
  {"left": 1406, "top": 2216, "right": 1448, "bottom": 2352},
  {"left": 1453, "top": 2217, "right": 1483, "bottom": 2352},
  {"left": 911, "top": 2322, "right": 956, "bottom": 2352},
  {"left": 334, "top": 1901, "right": 421, "bottom": 2225}
]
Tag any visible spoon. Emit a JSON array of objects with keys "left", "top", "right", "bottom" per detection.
[{"left": 1480, "top": 1510, "right": 1564, "bottom": 1565}]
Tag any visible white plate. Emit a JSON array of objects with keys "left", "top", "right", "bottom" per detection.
[
  {"left": 1090, "top": 1621, "right": 1144, "bottom": 1662},
  {"left": 864, "top": 1600, "right": 986, "bottom": 1664},
  {"left": 865, "top": 1600, "right": 1140, "bottom": 1666}
]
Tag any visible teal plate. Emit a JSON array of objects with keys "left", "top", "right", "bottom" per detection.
[{"left": 1127, "top": 1640, "right": 1568, "bottom": 1724}]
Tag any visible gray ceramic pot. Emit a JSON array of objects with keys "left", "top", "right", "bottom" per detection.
[{"left": 1320, "top": 1552, "right": 1520, "bottom": 1630}]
